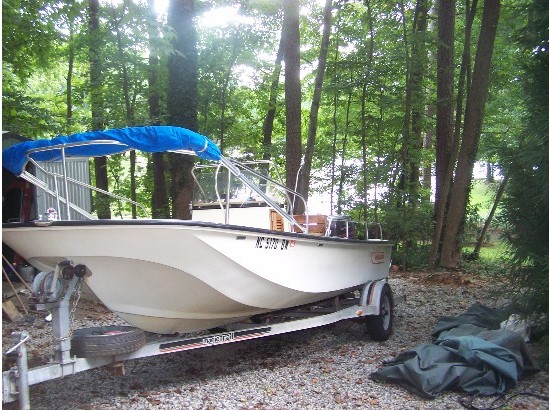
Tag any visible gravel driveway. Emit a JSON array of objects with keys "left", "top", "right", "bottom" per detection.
[{"left": 3, "top": 271, "right": 548, "bottom": 409}]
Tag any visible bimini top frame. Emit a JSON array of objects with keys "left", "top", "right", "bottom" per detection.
[{"left": 2, "top": 126, "right": 309, "bottom": 232}]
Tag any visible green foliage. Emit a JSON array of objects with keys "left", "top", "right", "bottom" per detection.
[
  {"left": 2, "top": 0, "right": 59, "bottom": 79},
  {"left": 367, "top": 199, "right": 435, "bottom": 270},
  {"left": 2, "top": 67, "right": 63, "bottom": 137},
  {"left": 3, "top": 0, "right": 544, "bottom": 302},
  {"left": 469, "top": 179, "right": 501, "bottom": 219},
  {"left": 496, "top": 0, "right": 549, "bottom": 344},
  {"left": 391, "top": 243, "right": 432, "bottom": 271},
  {"left": 461, "top": 241, "right": 510, "bottom": 277}
]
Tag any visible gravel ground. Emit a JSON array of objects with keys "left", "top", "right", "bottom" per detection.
[{"left": 2, "top": 271, "right": 548, "bottom": 409}]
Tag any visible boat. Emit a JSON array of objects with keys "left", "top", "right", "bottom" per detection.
[{"left": 2, "top": 126, "right": 393, "bottom": 334}]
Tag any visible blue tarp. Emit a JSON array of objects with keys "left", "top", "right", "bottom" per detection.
[
  {"left": 2, "top": 126, "right": 222, "bottom": 176},
  {"left": 370, "top": 304, "right": 539, "bottom": 399}
]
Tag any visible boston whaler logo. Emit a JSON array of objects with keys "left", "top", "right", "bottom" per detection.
[
  {"left": 202, "top": 332, "right": 235, "bottom": 346},
  {"left": 159, "top": 327, "right": 272, "bottom": 354},
  {"left": 371, "top": 251, "right": 385, "bottom": 264}
]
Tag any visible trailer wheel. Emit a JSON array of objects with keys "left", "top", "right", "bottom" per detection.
[
  {"left": 365, "top": 283, "right": 393, "bottom": 341},
  {"left": 71, "top": 326, "right": 146, "bottom": 358}
]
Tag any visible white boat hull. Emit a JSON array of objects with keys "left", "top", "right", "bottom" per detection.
[{"left": 3, "top": 220, "right": 392, "bottom": 334}]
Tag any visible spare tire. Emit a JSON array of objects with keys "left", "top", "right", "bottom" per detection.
[{"left": 71, "top": 326, "right": 146, "bottom": 358}]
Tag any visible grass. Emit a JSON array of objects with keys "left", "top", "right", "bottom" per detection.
[
  {"left": 461, "top": 241, "right": 509, "bottom": 276},
  {"left": 469, "top": 179, "right": 501, "bottom": 220}
]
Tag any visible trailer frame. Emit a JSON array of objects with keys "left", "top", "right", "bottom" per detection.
[{"left": 3, "top": 264, "right": 395, "bottom": 410}]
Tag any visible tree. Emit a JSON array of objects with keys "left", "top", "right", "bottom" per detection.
[
  {"left": 4, "top": 0, "right": 540, "bottom": 276},
  {"left": 499, "top": 0, "right": 548, "bottom": 341},
  {"left": 2, "top": 0, "right": 57, "bottom": 79},
  {"left": 89, "top": 0, "right": 111, "bottom": 219},
  {"left": 110, "top": 1, "right": 138, "bottom": 218},
  {"left": 283, "top": 0, "right": 303, "bottom": 213},
  {"left": 167, "top": 0, "right": 199, "bottom": 220},
  {"left": 262, "top": 34, "right": 284, "bottom": 162},
  {"left": 148, "top": 0, "right": 170, "bottom": 218},
  {"left": 439, "top": 0, "right": 501, "bottom": 268},
  {"left": 428, "top": 0, "right": 455, "bottom": 266},
  {"left": 299, "top": 0, "right": 333, "bottom": 206},
  {"left": 61, "top": 2, "right": 82, "bottom": 133},
  {"left": 472, "top": 174, "right": 508, "bottom": 258},
  {"left": 359, "top": 0, "right": 376, "bottom": 225},
  {"left": 396, "top": 0, "right": 430, "bottom": 267}
]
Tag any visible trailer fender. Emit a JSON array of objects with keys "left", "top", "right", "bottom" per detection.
[
  {"left": 359, "top": 280, "right": 389, "bottom": 314},
  {"left": 361, "top": 282, "right": 394, "bottom": 341}
]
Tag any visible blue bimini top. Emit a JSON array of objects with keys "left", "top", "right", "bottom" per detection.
[{"left": 2, "top": 126, "right": 222, "bottom": 176}]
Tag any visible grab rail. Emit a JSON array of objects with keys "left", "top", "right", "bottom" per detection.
[
  {"left": 218, "top": 157, "right": 309, "bottom": 233},
  {"left": 25, "top": 155, "right": 147, "bottom": 221}
]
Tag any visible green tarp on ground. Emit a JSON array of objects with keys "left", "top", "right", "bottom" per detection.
[{"left": 370, "top": 303, "right": 539, "bottom": 399}]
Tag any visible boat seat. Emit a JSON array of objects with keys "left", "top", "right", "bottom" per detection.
[{"left": 292, "top": 214, "right": 327, "bottom": 235}]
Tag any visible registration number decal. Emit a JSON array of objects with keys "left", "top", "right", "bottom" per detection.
[{"left": 255, "top": 236, "right": 293, "bottom": 250}]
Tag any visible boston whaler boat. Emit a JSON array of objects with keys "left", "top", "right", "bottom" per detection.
[
  {"left": 2, "top": 126, "right": 394, "bottom": 407},
  {"left": 3, "top": 125, "right": 393, "bottom": 334}
]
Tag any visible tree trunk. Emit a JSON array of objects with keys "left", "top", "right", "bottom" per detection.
[
  {"left": 167, "top": 0, "right": 198, "bottom": 220},
  {"left": 408, "top": 0, "right": 429, "bottom": 206},
  {"left": 397, "top": 0, "right": 411, "bottom": 201},
  {"left": 329, "top": 12, "right": 341, "bottom": 214},
  {"left": 112, "top": 4, "right": 137, "bottom": 218},
  {"left": 430, "top": 0, "right": 478, "bottom": 266},
  {"left": 428, "top": 0, "right": 456, "bottom": 266},
  {"left": 433, "top": 0, "right": 456, "bottom": 207},
  {"left": 219, "top": 37, "right": 239, "bottom": 154},
  {"left": 439, "top": 0, "right": 501, "bottom": 268},
  {"left": 329, "top": 87, "right": 338, "bottom": 213},
  {"left": 282, "top": 0, "right": 302, "bottom": 213},
  {"left": 360, "top": 0, "right": 375, "bottom": 225},
  {"left": 148, "top": 0, "right": 169, "bottom": 218},
  {"left": 66, "top": 19, "right": 74, "bottom": 132},
  {"left": 398, "top": 0, "right": 412, "bottom": 266},
  {"left": 299, "top": 0, "right": 333, "bottom": 206},
  {"left": 486, "top": 162, "right": 494, "bottom": 182},
  {"left": 421, "top": 103, "right": 433, "bottom": 202},
  {"left": 372, "top": 88, "right": 386, "bottom": 223},
  {"left": 336, "top": 88, "right": 352, "bottom": 215},
  {"left": 473, "top": 174, "right": 508, "bottom": 258},
  {"left": 262, "top": 34, "right": 284, "bottom": 162},
  {"left": 89, "top": 0, "right": 111, "bottom": 219}
]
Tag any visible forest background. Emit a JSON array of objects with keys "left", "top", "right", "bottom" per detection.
[{"left": 2, "top": 0, "right": 548, "bottom": 344}]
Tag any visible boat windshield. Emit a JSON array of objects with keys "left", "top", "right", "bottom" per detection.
[{"left": 192, "top": 160, "right": 289, "bottom": 210}]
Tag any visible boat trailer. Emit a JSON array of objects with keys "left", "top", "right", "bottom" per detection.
[{"left": 3, "top": 261, "right": 395, "bottom": 410}]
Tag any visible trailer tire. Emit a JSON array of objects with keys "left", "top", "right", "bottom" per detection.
[
  {"left": 365, "top": 283, "right": 393, "bottom": 341},
  {"left": 71, "top": 326, "right": 146, "bottom": 358}
]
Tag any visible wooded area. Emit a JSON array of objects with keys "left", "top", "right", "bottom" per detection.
[{"left": 2, "top": 1, "right": 548, "bottom": 335}]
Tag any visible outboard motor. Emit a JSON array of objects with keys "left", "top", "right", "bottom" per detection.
[{"left": 327, "top": 216, "right": 357, "bottom": 239}]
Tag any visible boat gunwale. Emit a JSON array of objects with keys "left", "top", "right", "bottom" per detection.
[{"left": 2, "top": 219, "right": 395, "bottom": 245}]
